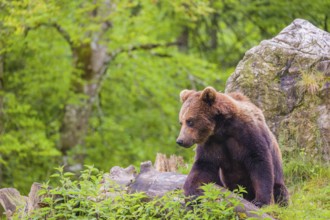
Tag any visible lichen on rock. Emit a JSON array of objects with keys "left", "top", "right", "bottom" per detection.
[{"left": 226, "top": 19, "right": 330, "bottom": 162}]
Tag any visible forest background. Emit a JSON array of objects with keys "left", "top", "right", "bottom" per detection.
[{"left": 0, "top": 0, "right": 329, "bottom": 194}]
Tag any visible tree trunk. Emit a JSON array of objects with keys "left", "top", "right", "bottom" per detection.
[
  {"left": 177, "top": 26, "right": 189, "bottom": 53},
  {"left": 58, "top": 0, "right": 113, "bottom": 157},
  {"left": 56, "top": 1, "right": 178, "bottom": 165},
  {"left": 0, "top": 54, "right": 4, "bottom": 133},
  {"left": 209, "top": 12, "right": 218, "bottom": 50},
  {"left": 59, "top": 42, "right": 110, "bottom": 156},
  {"left": 0, "top": 54, "right": 4, "bottom": 185}
]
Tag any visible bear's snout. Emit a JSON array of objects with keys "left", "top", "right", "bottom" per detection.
[
  {"left": 176, "top": 139, "right": 184, "bottom": 146},
  {"left": 176, "top": 138, "right": 194, "bottom": 148}
]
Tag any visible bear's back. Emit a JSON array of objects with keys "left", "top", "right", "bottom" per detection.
[{"left": 227, "top": 92, "right": 266, "bottom": 125}]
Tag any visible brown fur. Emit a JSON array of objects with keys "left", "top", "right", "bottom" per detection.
[
  {"left": 228, "top": 92, "right": 250, "bottom": 102},
  {"left": 176, "top": 87, "right": 289, "bottom": 207}
]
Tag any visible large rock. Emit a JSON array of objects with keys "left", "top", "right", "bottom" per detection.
[{"left": 226, "top": 19, "right": 330, "bottom": 162}]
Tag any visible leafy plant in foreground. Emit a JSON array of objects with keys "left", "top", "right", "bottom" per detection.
[{"left": 22, "top": 166, "right": 246, "bottom": 220}]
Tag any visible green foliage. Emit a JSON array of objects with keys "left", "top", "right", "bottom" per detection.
[
  {"left": 283, "top": 154, "right": 323, "bottom": 186},
  {"left": 262, "top": 164, "right": 330, "bottom": 220},
  {"left": 84, "top": 51, "right": 224, "bottom": 168},
  {"left": 23, "top": 166, "right": 245, "bottom": 220},
  {"left": 257, "top": 154, "right": 330, "bottom": 219},
  {"left": 188, "top": 184, "right": 244, "bottom": 220},
  {"left": 0, "top": 2, "right": 329, "bottom": 219},
  {"left": 0, "top": 93, "right": 60, "bottom": 193},
  {"left": 0, "top": 0, "right": 329, "bottom": 193},
  {"left": 8, "top": 163, "right": 330, "bottom": 219}
]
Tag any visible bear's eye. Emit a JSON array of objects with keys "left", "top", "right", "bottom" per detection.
[{"left": 186, "top": 120, "right": 194, "bottom": 127}]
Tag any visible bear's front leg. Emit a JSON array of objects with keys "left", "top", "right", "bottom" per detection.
[
  {"left": 247, "top": 159, "right": 274, "bottom": 207},
  {"left": 183, "top": 160, "right": 222, "bottom": 197}
]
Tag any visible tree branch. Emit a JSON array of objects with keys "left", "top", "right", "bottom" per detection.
[
  {"left": 24, "top": 23, "right": 73, "bottom": 48},
  {"left": 110, "top": 41, "right": 179, "bottom": 59},
  {"left": 91, "top": 0, "right": 114, "bottom": 42},
  {"left": 52, "top": 23, "right": 74, "bottom": 47}
]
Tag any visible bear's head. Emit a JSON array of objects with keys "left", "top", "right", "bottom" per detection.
[{"left": 176, "top": 86, "right": 220, "bottom": 148}]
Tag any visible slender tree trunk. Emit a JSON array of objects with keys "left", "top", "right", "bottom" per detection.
[
  {"left": 59, "top": 42, "right": 110, "bottom": 156},
  {"left": 324, "top": 15, "right": 328, "bottom": 32},
  {"left": 209, "top": 12, "right": 218, "bottom": 50},
  {"left": 58, "top": 0, "right": 113, "bottom": 158},
  {"left": 177, "top": 26, "right": 189, "bottom": 53},
  {"left": 56, "top": 1, "right": 177, "bottom": 164},
  {"left": 0, "top": 54, "right": 4, "bottom": 133},
  {"left": 0, "top": 54, "right": 4, "bottom": 184}
]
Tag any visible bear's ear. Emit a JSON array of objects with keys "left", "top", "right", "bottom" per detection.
[
  {"left": 180, "top": 89, "right": 194, "bottom": 103},
  {"left": 201, "top": 86, "right": 217, "bottom": 106}
]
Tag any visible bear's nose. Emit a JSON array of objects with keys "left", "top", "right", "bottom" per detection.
[{"left": 176, "top": 139, "right": 184, "bottom": 146}]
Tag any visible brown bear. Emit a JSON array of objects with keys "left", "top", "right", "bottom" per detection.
[{"left": 176, "top": 86, "right": 289, "bottom": 207}]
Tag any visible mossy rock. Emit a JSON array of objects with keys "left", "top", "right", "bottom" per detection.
[{"left": 226, "top": 19, "right": 330, "bottom": 162}]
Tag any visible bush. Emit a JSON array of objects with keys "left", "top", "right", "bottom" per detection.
[{"left": 24, "top": 166, "right": 245, "bottom": 220}]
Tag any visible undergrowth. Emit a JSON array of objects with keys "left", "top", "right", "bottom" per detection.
[
  {"left": 262, "top": 166, "right": 330, "bottom": 220},
  {"left": 12, "top": 155, "right": 330, "bottom": 220},
  {"left": 20, "top": 166, "right": 246, "bottom": 220},
  {"left": 261, "top": 156, "right": 330, "bottom": 220}
]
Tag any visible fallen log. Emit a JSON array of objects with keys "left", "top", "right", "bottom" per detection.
[
  {"left": 111, "top": 161, "right": 275, "bottom": 219},
  {"left": 0, "top": 188, "right": 27, "bottom": 219},
  {"left": 128, "top": 161, "right": 187, "bottom": 197}
]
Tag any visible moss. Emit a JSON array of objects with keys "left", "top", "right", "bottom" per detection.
[
  {"left": 278, "top": 102, "right": 323, "bottom": 162},
  {"left": 227, "top": 44, "right": 329, "bottom": 163},
  {"left": 237, "top": 59, "right": 256, "bottom": 93},
  {"left": 278, "top": 68, "right": 326, "bottom": 161}
]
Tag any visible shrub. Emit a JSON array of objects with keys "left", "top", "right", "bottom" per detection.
[{"left": 23, "top": 166, "right": 245, "bottom": 220}]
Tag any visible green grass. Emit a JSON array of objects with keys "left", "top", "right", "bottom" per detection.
[{"left": 262, "top": 158, "right": 330, "bottom": 220}]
